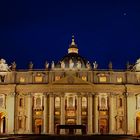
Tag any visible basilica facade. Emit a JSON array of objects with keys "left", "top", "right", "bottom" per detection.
[{"left": 0, "top": 37, "right": 140, "bottom": 135}]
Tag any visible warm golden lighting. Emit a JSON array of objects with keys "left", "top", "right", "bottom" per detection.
[
  {"left": 67, "top": 110, "right": 75, "bottom": 116},
  {"left": 82, "top": 111, "right": 87, "bottom": 115},
  {"left": 55, "top": 111, "right": 60, "bottom": 115},
  {"left": 67, "top": 119, "right": 75, "bottom": 123},
  {"left": 35, "top": 76, "right": 42, "bottom": 82},
  {"left": 99, "top": 111, "right": 107, "bottom": 116},
  {"left": 68, "top": 48, "right": 78, "bottom": 54},
  {"left": 19, "top": 77, "right": 25, "bottom": 83},
  {"left": 117, "top": 77, "right": 123, "bottom": 83},
  {"left": 99, "top": 76, "right": 107, "bottom": 82},
  {"left": 35, "top": 111, "right": 42, "bottom": 116},
  {"left": 35, "top": 119, "right": 42, "bottom": 125},
  {"left": 55, "top": 76, "right": 60, "bottom": 81},
  {"left": 136, "top": 112, "right": 140, "bottom": 117},
  {"left": 82, "top": 76, "right": 87, "bottom": 81}
]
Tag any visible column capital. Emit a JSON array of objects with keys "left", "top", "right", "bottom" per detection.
[
  {"left": 94, "top": 93, "right": 99, "bottom": 96},
  {"left": 27, "top": 93, "right": 33, "bottom": 98},
  {"left": 43, "top": 92, "right": 48, "bottom": 96},
  {"left": 109, "top": 92, "right": 117, "bottom": 97},
  {"left": 60, "top": 93, "right": 65, "bottom": 97},
  {"left": 48, "top": 92, "right": 54, "bottom": 97},
  {"left": 8, "top": 92, "right": 16, "bottom": 97},
  {"left": 77, "top": 92, "right": 81, "bottom": 97},
  {"left": 123, "top": 92, "right": 129, "bottom": 97},
  {"left": 88, "top": 92, "right": 93, "bottom": 97}
]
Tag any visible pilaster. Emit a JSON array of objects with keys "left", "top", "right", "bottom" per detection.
[
  {"left": 27, "top": 94, "right": 33, "bottom": 133},
  {"left": 87, "top": 93, "right": 93, "bottom": 134},
  {"left": 76, "top": 93, "right": 82, "bottom": 134},
  {"left": 94, "top": 94, "right": 98, "bottom": 134},
  {"left": 49, "top": 93, "right": 54, "bottom": 134},
  {"left": 43, "top": 93, "right": 47, "bottom": 134},
  {"left": 60, "top": 93, "right": 65, "bottom": 134}
]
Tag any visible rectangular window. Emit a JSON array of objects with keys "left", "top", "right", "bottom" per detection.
[
  {"left": 19, "top": 77, "right": 25, "bottom": 83},
  {"left": 99, "top": 77, "right": 107, "bottom": 82},
  {"left": 35, "top": 76, "right": 43, "bottom": 82},
  {"left": 55, "top": 76, "right": 60, "bottom": 81},
  {"left": 117, "top": 77, "right": 123, "bottom": 83}
]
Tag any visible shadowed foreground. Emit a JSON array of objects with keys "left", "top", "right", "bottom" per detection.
[{"left": 0, "top": 135, "right": 139, "bottom": 140}]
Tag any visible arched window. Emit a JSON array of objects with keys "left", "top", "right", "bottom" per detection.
[
  {"left": 36, "top": 97, "right": 41, "bottom": 107},
  {"left": 69, "top": 97, "right": 74, "bottom": 107},
  {"left": 55, "top": 97, "right": 60, "bottom": 108},
  {"left": 82, "top": 97, "right": 87, "bottom": 108}
]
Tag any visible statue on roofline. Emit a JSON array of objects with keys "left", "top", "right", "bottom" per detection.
[
  {"left": 93, "top": 61, "right": 98, "bottom": 69},
  {"left": 28, "top": 61, "right": 33, "bottom": 70},
  {"left": 11, "top": 61, "right": 16, "bottom": 71},
  {"left": 86, "top": 61, "right": 91, "bottom": 69},
  {"left": 51, "top": 61, "right": 54, "bottom": 69},
  {"left": 133, "top": 58, "right": 140, "bottom": 71},
  {"left": 0, "top": 58, "right": 11, "bottom": 72},
  {"left": 45, "top": 61, "right": 49, "bottom": 69},
  {"left": 60, "top": 61, "right": 65, "bottom": 69}
]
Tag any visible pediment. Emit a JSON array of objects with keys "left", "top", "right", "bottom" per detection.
[{"left": 50, "top": 75, "right": 93, "bottom": 86}]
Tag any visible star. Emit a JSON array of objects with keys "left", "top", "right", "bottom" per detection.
[{"left": 123, "top": 12, "right": 127, "bottom": 16}]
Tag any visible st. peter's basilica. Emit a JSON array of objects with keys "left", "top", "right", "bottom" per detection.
[{"left": 0, "top": 36, "right": 140, "bottom": 135}]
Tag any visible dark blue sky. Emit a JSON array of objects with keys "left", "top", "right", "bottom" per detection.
[{"left": 0, "top": 0, "right": 140, "bottom": 69}]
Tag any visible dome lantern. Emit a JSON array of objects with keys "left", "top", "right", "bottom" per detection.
[{"left": 68, "top": 35, "right": 78, "bottom": 54}]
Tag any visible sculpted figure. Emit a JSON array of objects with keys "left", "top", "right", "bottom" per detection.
[
  {"left": 77, "top": 60, "right": 81, "bottom": 69},
  {"left": 93, "top": 61, "right": 98, "bottom": 69},
  {"left": 45, "top": 61, "right": 49, "bottom": 69},
  {"left": 135, "top": 58, "right": 140, "bottom": 71},
  {"left": 60, "top": 61, "right": 65, "bottom": 69},
  {"left": 29, "top": 61, "right": 33, "bottom": 70},
  {"left": 0, "top": 59, "right": 10, "bottom": 71},
  {"left": 11, "top": 61, "right": 16, "bottom": 70},
  {"left": 69, "top": 59, "right": 74, "bottom": 68},
  {"left": 86, "top": 61, "right": 91, "bottom": 69},
  {"left": 51, "top": 61, "right": 54, "bottom": 69}
]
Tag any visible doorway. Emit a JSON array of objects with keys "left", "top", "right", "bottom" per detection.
[
  {"left": 35, "top": 119, "right": 42, "bottom": 134},
  {"left": 99, "top": 118, "right": 108, "bottom": 134},
  {"left": 0, "top": 112, "right": 6, "bottom": 133},
  {"left": 136, "top": 117, "right": 140, "bottom": 134}
]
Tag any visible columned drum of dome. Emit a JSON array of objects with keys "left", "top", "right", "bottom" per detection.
[
  {"left": 0, "top": 37, "right": 140, "bottom": 135},
  {"left": 55, "top": 36, "right": 91, "bottom": 69}
]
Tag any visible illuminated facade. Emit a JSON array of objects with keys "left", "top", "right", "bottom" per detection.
[{"left": 0, "top": 36, "right": 140, "bottom": 135}]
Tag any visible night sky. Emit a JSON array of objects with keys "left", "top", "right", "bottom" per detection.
[{"left": 0, "top": 0, "right": 140, "bottom": 69}]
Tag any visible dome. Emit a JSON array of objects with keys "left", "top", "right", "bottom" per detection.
[
  {"left": 57, "top": 53, "right": 89, "bottom": 68},
  {"left": 55, "top": 36, "right": 91, "bottom": 69}
]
